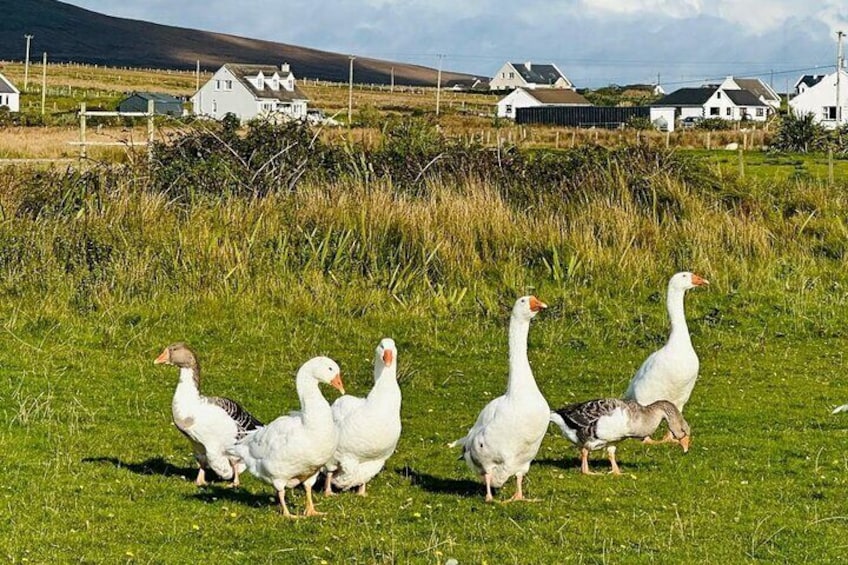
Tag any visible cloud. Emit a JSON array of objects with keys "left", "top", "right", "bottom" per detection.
[{"left": 64, "top": 0, "right": 842, "bottom": 87}]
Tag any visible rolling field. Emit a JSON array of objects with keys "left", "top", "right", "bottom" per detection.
[{"left": 3, "top": 62, "right": 848, "bottom": 563}]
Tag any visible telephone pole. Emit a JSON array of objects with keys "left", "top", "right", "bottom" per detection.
[
  {"left": 348, "top": 55, "right": 355, "bottom": 127},
  {"left": 435, "top": 54, "right": 444, "bottom": 116},
  {"left": 838, "top": 31, "right": 845, "bottom": 127},
  {"left": 24, "top": 34, "right": 34, "bottom": 90},
  {"left": 40, "top": 52, "right": 47, "bottom": 115}
]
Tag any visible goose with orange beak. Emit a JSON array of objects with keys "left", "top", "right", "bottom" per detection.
[
  {"left": 625, "top": 271, "right": 708, "bottom": 445},
  {"left": 323, "top": 338, "right": 401, "bottom": 496},
  {"left": 450, "top": 296, "right": 550, "bottom": 502},
  {"left": 228, "top": 356, "right": 345, "bottom": 517}
]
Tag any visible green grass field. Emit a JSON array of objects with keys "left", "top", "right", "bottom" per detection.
[{"left": 4, "top": 117, "right": 848, "bottom": 562}]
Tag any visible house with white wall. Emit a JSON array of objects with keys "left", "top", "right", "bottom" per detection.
[
  {"left": 490, "top": 62, "right": 573, "bottom": 91},
  {"left": 0, "top": 72, "right": 20, "bottom": 112},
  {"left": 720, "top": 76, "right": 780, "bottom": 111},
  {"left": 496, "top": 87, "right": 591, "bottom": 119},
  {"left": 789, "top": 70, "right": 848, "bottom": 129},
  {"left": 192, "top": 63, "right": 308, "bottom": 122},
  {"left": 794, "top": 74, "right": 825, "bottom": 95},
  {"left": 651, "top": 83, "right": 768, "bottom": 130}
]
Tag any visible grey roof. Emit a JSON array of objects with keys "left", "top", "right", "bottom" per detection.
[
  {"left": 653, "top": 87, "right": 716, "bottom": 106},
  {"left": 225, "top": 64, "right": 309, "bottom": 102},
  {"left": 123, "top": 92, "right": 181, "bottom": 103},
  {"left": 0, "top": 72, "right": 18, "bottom": 94},
  {"left": 724, "top": 89, "right": 766, "bottom": 106},
  {"left": 734, "top": 78, "right": 778, "bottom": 102},
  {"left": 795, "top": 74, "right": 825, "bottom": 89},
  {"left": 511, "top": 63, "right": 567, "bottom": 86}
]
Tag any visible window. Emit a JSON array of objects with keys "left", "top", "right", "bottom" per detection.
[
  {"left": 509, "top": 72, "right": 514, "bottom": 79},
  {"left": 505, "top": 104, "right": 512, "bottom": 115},
  {"left": 823, "top": 106, "right": 837, "bottom": 120},
  {"left": 215, "top": 80, "right": 221, "bottom": 91},
  {"left": 716, "top": 91, "right": 721, "bottom": 99},
  {"left": 212, "top": 100, "right": 217, "bottom": 113},
  {"left": 710, "top": 107, "right": 719, "bottom": 116},
  {"left": 756, "top": 108, "right": 764, "bottom": 117},
  {"left": 224, "top": 80, "right": 232, "bottom": 90},
  {"left": 726, "top": 107, "right": 732, "bottom": 116}
]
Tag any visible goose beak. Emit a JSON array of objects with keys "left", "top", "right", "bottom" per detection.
[
  {"left": 679, "top": 435, "right": 691, "bottom": 453},
  {"left": 154, "top": 348, "right": 169, "bottom": 365},
  {"left": 529, "top": 296, "right": 548, "bottom": 312},
  {"left": 330, "top": 373, "right": 345, "bottom": 395},
  {"left": 691, "top": 274, "right": 709, "bottom": 287},
  {"left": 382, "top": 349, "right": 394, "bottom": 367}
]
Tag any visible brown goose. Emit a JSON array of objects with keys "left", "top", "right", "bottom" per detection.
[
  {"left": 550, "top": 398, "right": 690, "bottom": 475},
  {"left": 154, "top": 343, "right": 263, "bottom": 487}
]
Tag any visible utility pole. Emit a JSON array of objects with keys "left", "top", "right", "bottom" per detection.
[
  {"left": 348, "top": 55, "right": 355, "bottom": 127},
  {"left": 838, "top": 31, "right": 845, "bottom": 127},
  {"left": 195, "top": 60, "right": 200, "bottom": 92},
  {"left": 435, "top": 54, "right": 444, "bottom": 116},
  {"left": 24, "top": 34, "right": 34, "bottom": 90},
  {"left": 390, "top": 67, "right": 394, "bottom": 93},
  {"left": 40, "top": 52, "right": 47, "bottom": 115}
]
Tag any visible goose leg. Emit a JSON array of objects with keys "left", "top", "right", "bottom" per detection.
[
  {"left": 357, "top": 483, "right": 367, "bottom": 497},
  {"left": 580, "top": 448, "right": 598, "bottom": 475},
  {"left": 277, "top": 488, "right": 294, "bottom": 518},
  {"left": 304, "top": 478, "right": 325, "bottom": 517},
  {"left": 484, "top": 473, "right": 494, "bottom": 503},
  {"left": 607, "top": 446, "right": 621, "bottom": 475},
  {"left": 229, "top": 459, "right": 240, "bottom": 488},
  {"left": 323, "top": 472, "right": 336, "bottom": 496},
  {"left": 195, "top": 467, "right": 208, "bottom": 486}
]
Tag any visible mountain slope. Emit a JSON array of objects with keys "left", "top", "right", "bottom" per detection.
[{"left": 0, "top": 0, "right": 475, "bottom": 86}]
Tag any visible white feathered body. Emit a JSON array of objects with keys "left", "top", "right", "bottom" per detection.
[
  {"left": 327, "top": 374, "right": 402, "bottom": 490},
  {"left": 625, "top": 341, "right": 699, "bottom": 411},
  {"left": 458, "top": 389, "right": 549, "bottom": 487},
  {"left": 172, "top": 368, "right": 247, "bottom": 479},
  {"left": 229, "top": 377, "right": 338, "bottom": 492}
]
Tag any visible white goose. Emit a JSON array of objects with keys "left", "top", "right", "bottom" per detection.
[
  {"left": 228, "top": 357, "right": 345, "bottom": 518},
  {"left": 450, "top": 296, "right": 549, "bottom": 502},
  {"left": 154, "top": 343, "right": 263, "bottom": 487},
  {"left": 624, "top": 271, "right": 708, "bottom": 442},
  {"left": 550, "top": 399, "right": 690, "bottom": 475},
  {"left": 324, "top": 338, "right": 401, "bottom": 496}
]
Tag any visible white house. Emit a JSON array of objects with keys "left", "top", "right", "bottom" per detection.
[
  {"left": 489, "top": 62, "right": 573, "bottom": 91},
  {"left": 651, "top": 83, "right": 768, "bottom": 130},
  {"left": 789, "top": 70, "right": 848, "bottom": 129},
  {"left": 794, "top": 74, "right": 825, "bottom": 95},
  {"left": 496, "top": 87, "right": 591, "bottom": 119},
  {"left": 720, "top": 76, "right": 781, "bottom": 110},
  {"left": 0, "top": 72, "right": 20, "bottom": 112},
  {"left": 192, "top": 63, "right": 308, "bottom": 122}
]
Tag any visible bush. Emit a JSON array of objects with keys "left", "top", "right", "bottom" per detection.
[
  {"left": 771, "top": 112, "right": 829, "bottom": 153},
  {"left": 696, "top": 118, "right": 732, "bottom": 131}
]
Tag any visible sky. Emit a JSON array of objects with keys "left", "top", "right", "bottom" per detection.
[{"left": 64, "top": 0, "right": 848, "bottom": 89}]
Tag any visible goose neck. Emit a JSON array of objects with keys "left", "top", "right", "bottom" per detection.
[
  {"left": 296, "top": 370, "right": 331, "bottom": 426},
  {"left": 174, "top": 367, "right": 200, "bottom": 398},
  {"left": 506, "top": 315, "right": 537, "bottom": 395},
  {"left": 666, "top": 286, "right": 691, "bottom": 344}
]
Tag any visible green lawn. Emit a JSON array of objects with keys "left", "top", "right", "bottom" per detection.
[
  {"left": 4, "top": 283, "right": 848, "bottom": 563},
  {"left": 696, "top": 150, "right": 848, "bottom": 184}
]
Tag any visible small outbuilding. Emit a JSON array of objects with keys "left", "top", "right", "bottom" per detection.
[
  {"left": 118, "top": 92, "right": 184, "bottom": 116},
  {"left": 0, "top": 72, "right": 21, "bottom": 112}
]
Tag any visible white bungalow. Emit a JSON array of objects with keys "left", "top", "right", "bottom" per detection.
[
  {"left": 496, "top": 87, "right": 591, "bottom": 119},
  {"left": 0, "top": 72, "right": 20, "bottom": 112},
  {"left": 789, "top": 70, "right": 848, "bottom": 129},
  {"left": 191, "top": 63, "right": 308, "bottom": 122}
]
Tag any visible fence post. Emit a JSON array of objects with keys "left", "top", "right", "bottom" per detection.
[
  {"left": 829, "top": 148, "right": 835, "bottom": 185},
  {"left": 706, "top": 131, "right": 711, "bottom": 150},
  {"left": 147, "top": 99, "right": 155, "bottom": 164},
  {"left": 79, "top": 102, "right": 87, "bottom": 160},
  {"left": 555, "top": 131, "right": 560, "bottom": 149},
  {"left": 738, "top": 148, "right": 745, "bottom": 178}
]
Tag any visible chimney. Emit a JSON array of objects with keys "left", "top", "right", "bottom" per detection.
[
  {"left": 524, "top": 61, "right": 532, "bottom": 71},
  {"left": 281, "top": 62, "right": 290, "bottom": 74}
]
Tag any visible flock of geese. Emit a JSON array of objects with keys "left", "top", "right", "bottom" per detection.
[{"left": 153, "top": 271, "right": 708, "bottom": 516}]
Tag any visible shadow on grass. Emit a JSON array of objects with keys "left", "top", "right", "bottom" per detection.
[
  {"left": 189, "top": 485, "right": 274, "bottom": 508},
  {"left": 395, "top": 465, "right": 481, "bottom": 498},
  {"left": 82, "top": 456, "right": 197, "bottom": 478}
]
